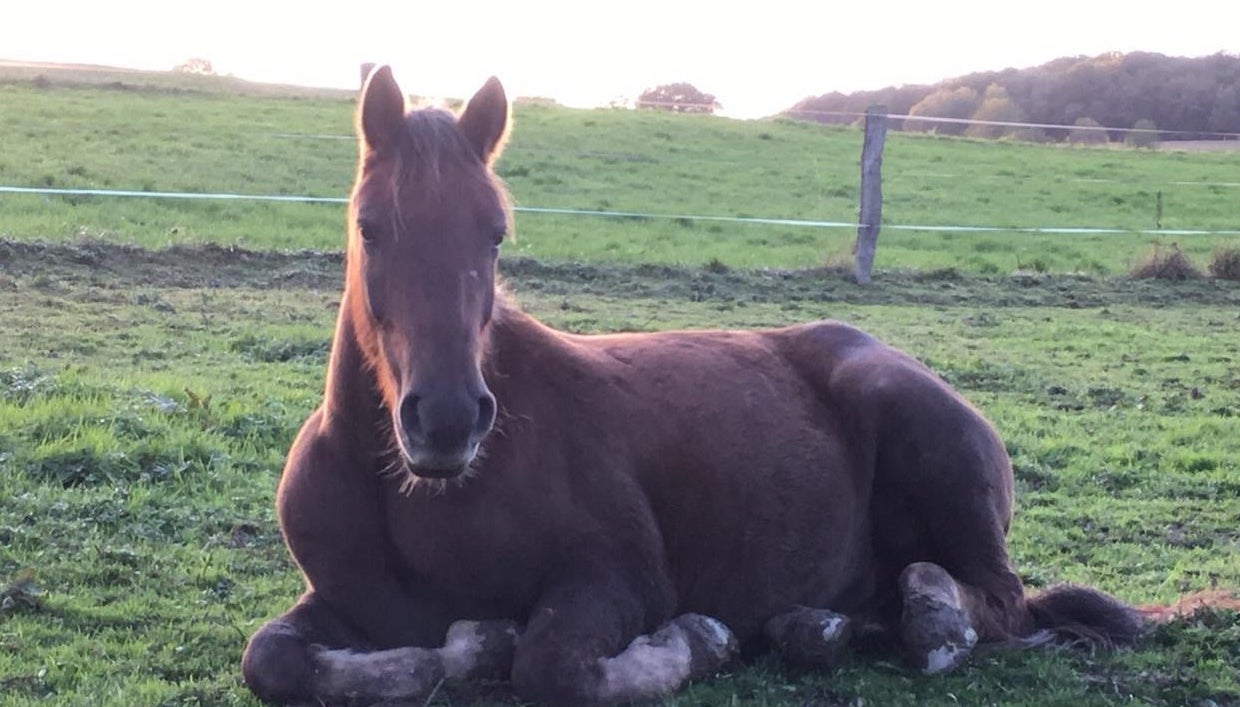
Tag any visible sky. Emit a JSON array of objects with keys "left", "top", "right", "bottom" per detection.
[{"left": 4, "top": 0, "right": 1239, "bottom": 118}]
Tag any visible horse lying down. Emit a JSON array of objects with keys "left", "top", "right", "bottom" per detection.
[{"left": 241, "top": 67, "right": 1148, "bottom": 705}]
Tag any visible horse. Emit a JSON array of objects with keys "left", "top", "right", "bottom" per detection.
[{"left": 240, "top": 67, "right": 1147, "bottom": 706}]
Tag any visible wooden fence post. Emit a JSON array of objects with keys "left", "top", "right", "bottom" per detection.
[{"left": 854, "top": 106, "right": 888, "bottom": 284}]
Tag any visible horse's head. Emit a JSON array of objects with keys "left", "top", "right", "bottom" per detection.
[{"left": 347, "top": 67, "right": 510, "bottom": 480}]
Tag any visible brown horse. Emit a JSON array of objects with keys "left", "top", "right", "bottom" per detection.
[{"left": 241, "top": 67, "right": 1145, "bottom": 705}]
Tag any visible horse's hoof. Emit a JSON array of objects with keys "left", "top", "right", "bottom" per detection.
[
  {"left": 442, "top": 619, "right": 520, "bottom": 680},
  {"left": 900, "top": 562, "right": 978, "bottom": 674},
  {"left": 241, "top": 620, "right": 315, "bottom": 703},
  {"left": 764, "top": 606, "right": 853, "bottom": 668},
  {"left": 666, "top": 613, "right": 739, "bottom": 680}
]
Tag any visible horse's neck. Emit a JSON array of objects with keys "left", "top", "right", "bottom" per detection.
[
  {"left": 482, "top": 302, "right": 565, "bottom": 391},
  {"left": 321, "top": 293, "right": 386, "bottom": 441}
]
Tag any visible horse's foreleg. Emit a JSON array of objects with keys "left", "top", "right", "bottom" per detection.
[
  {"left": 242, "top": 591, "right": 518, "bottom": 705},
  {"left": 310, "top": 619, "right": 519, "bottom": 702},
  {"left": 514, "top": 609, "right": 737, "bottom": 706},
  {"left": 593, "top": 613, "right": 737, "bottom": 703},
  {"left": 242, "top": 591, "right": 362, "bottom": 703},
  {"left": 510, "top": 568, "right": 736, "bottom": 706}
]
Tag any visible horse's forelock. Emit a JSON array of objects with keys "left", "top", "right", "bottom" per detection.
[
  {"left": 384, "top": 109, "right": 512, "bottom": 237},
  {"left": 393, "top": 110, "right": 482, "bottom": 193}
]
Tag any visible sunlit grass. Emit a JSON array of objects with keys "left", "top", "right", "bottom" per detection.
[{"left": 0, "top": 72, "right": 1238, "bottom": 273}]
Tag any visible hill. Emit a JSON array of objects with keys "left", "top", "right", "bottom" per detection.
[{"left": 787, "top": 52, "right": 1240, "bottom": 142}]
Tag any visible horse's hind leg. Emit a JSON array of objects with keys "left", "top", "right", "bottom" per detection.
[
  {"left": 242, "top": 591, "right": 518, "bottom": 704},
  {"left": 826, "top": 351, "right": 1037, "bottom": 671},
  {"left": 763, "top": 606, "right": 853, "bottom": 668},
  {"left": 898, "top": 562, "right": 983, "bottom": 673}
]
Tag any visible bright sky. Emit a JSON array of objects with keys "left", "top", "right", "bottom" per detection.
[{"left": 5, "top": 0, "right": 1238, "bottom": 118}]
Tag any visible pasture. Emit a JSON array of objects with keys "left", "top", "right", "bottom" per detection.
[
  {"left": 1, "top": 68, "right": 1238, "bottom": 706},
  {"left": 2, "top": 68, "right": 1239, "bottom": 273}
]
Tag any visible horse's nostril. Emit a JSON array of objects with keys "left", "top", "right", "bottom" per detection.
[
  {"left": 399, "top": 394, "right": 423, "bottom": 439},
  {"left": 476, "top": 393, "right": 497, "bottom": 434}
]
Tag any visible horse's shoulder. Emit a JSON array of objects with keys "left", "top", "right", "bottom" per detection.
[
  {"left": 285, "top": 407, "right": 345, "bottom": 465},
  {"left": 278, "top": 406, "right": 377, "bottom": 497}
]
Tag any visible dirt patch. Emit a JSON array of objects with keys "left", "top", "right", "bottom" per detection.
[{"left": 2, "top": 238, "right": 1239, "bottom": 310}]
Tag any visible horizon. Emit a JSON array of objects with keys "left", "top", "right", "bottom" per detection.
[{"left": 4, "top": 1, "right": 1239, "bottom": 118}]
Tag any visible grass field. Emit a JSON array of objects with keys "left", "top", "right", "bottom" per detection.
[
  {"left": 1, "top": 241, "right": 1238, "bottom": 706},
  {"left": 1, "top": 68, "right": 1238, "bottom": 274},
  {"left": 1, "top": 66, "right": 1239, "bottom": 706}
]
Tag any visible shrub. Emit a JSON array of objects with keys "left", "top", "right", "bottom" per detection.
[
  {"left": 906, "top": 87, "right": 979, "bottom": 135},
  {"left": 965, "top": 84, "right": 1026, "bottom": 140},
  {"left": 1125, "top": 119, "right": 1160, "bottom": 149},
  {"left": 1130, "top": 243, "right": 1203, "bottom": 280},
  {"left": 636, "top": 83, "right": 720, "bottom": 114},
  {"left": 1208, "top": 247, "right": 1240, "bottom": 280},
  {"left": 1068, "top": 117, "right": 1109, "bottom": 145}
]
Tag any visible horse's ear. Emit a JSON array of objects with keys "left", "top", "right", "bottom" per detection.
[
  {"left": 458, "top": 77, "right": 509, "bottom": 165},
  {"left": 359, "top": 65, "right": 405, "bottom": 154}
]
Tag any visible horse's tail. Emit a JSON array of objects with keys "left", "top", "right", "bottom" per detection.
[
  {"left": 1025, "top": 585, "right": 1145, "bottom": 645},
  {"left": 1026, "top": 586, "right": 1240, "bottom": 645}
]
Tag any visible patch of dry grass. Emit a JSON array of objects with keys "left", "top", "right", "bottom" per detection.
[
  {"left": 1207, "top": 247, "right": 1240, "bottom": 280},
  {"left": 1130, "top": 243, "right": 1203, "bottom": 280}
]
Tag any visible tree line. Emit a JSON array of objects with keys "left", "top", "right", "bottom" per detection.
[{"left": 785, "top": 52, "right": 1240, "bottom": 142}]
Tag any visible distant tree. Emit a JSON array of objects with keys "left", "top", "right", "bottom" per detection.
[
  {"left": 174, "top": 58, "right": 215, "bottom": 75},
  {"left": 1208, "top": 83, "right": 1240, "bottom": 135},
  {"left": 637, "top": 83, "right": 720, "bottom": 114},
  {"left": 1124, "top": 119, "right": 1160, "bottom": 148},
  {"left": 1068, "top": 117, "right": 1108, "bottom": 145},
  {"left": 965, "top": 84, "right": 1027, "bottom": 139},
  {"left": 784, "top": 51, "right": 1240, "bottom": 143},
  {"left": 906, "top": 86, "right": 979, "bottom": 135}
]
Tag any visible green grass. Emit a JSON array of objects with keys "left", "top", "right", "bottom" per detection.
[
  {"left": 1, "top": 242, "right": 1238, "bottom": 706},
  {"left": 1, "top": 69, "right": 1238, "bottom": 273},
  {"left": 1, "top": 65, "right": 1238, "bottom": 706}
]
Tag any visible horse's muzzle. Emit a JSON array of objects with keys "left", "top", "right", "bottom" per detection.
[{"left": 396, "top": 389, "right": 496, "bottom": 478}]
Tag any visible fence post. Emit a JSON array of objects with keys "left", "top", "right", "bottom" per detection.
[
  {"left": 360, "top": 63, "right": 376, "bottom": 87},
  {"left": 854, "top": 106, "right": 888, "bottom": 284}
]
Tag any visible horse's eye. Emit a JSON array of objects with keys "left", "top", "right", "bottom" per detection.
[
  {"left": 357, "top": 218, "right": 380, "bottom": 245},
  {"left": 492, "top": 226, "right": 507, "bottom": 247}
]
